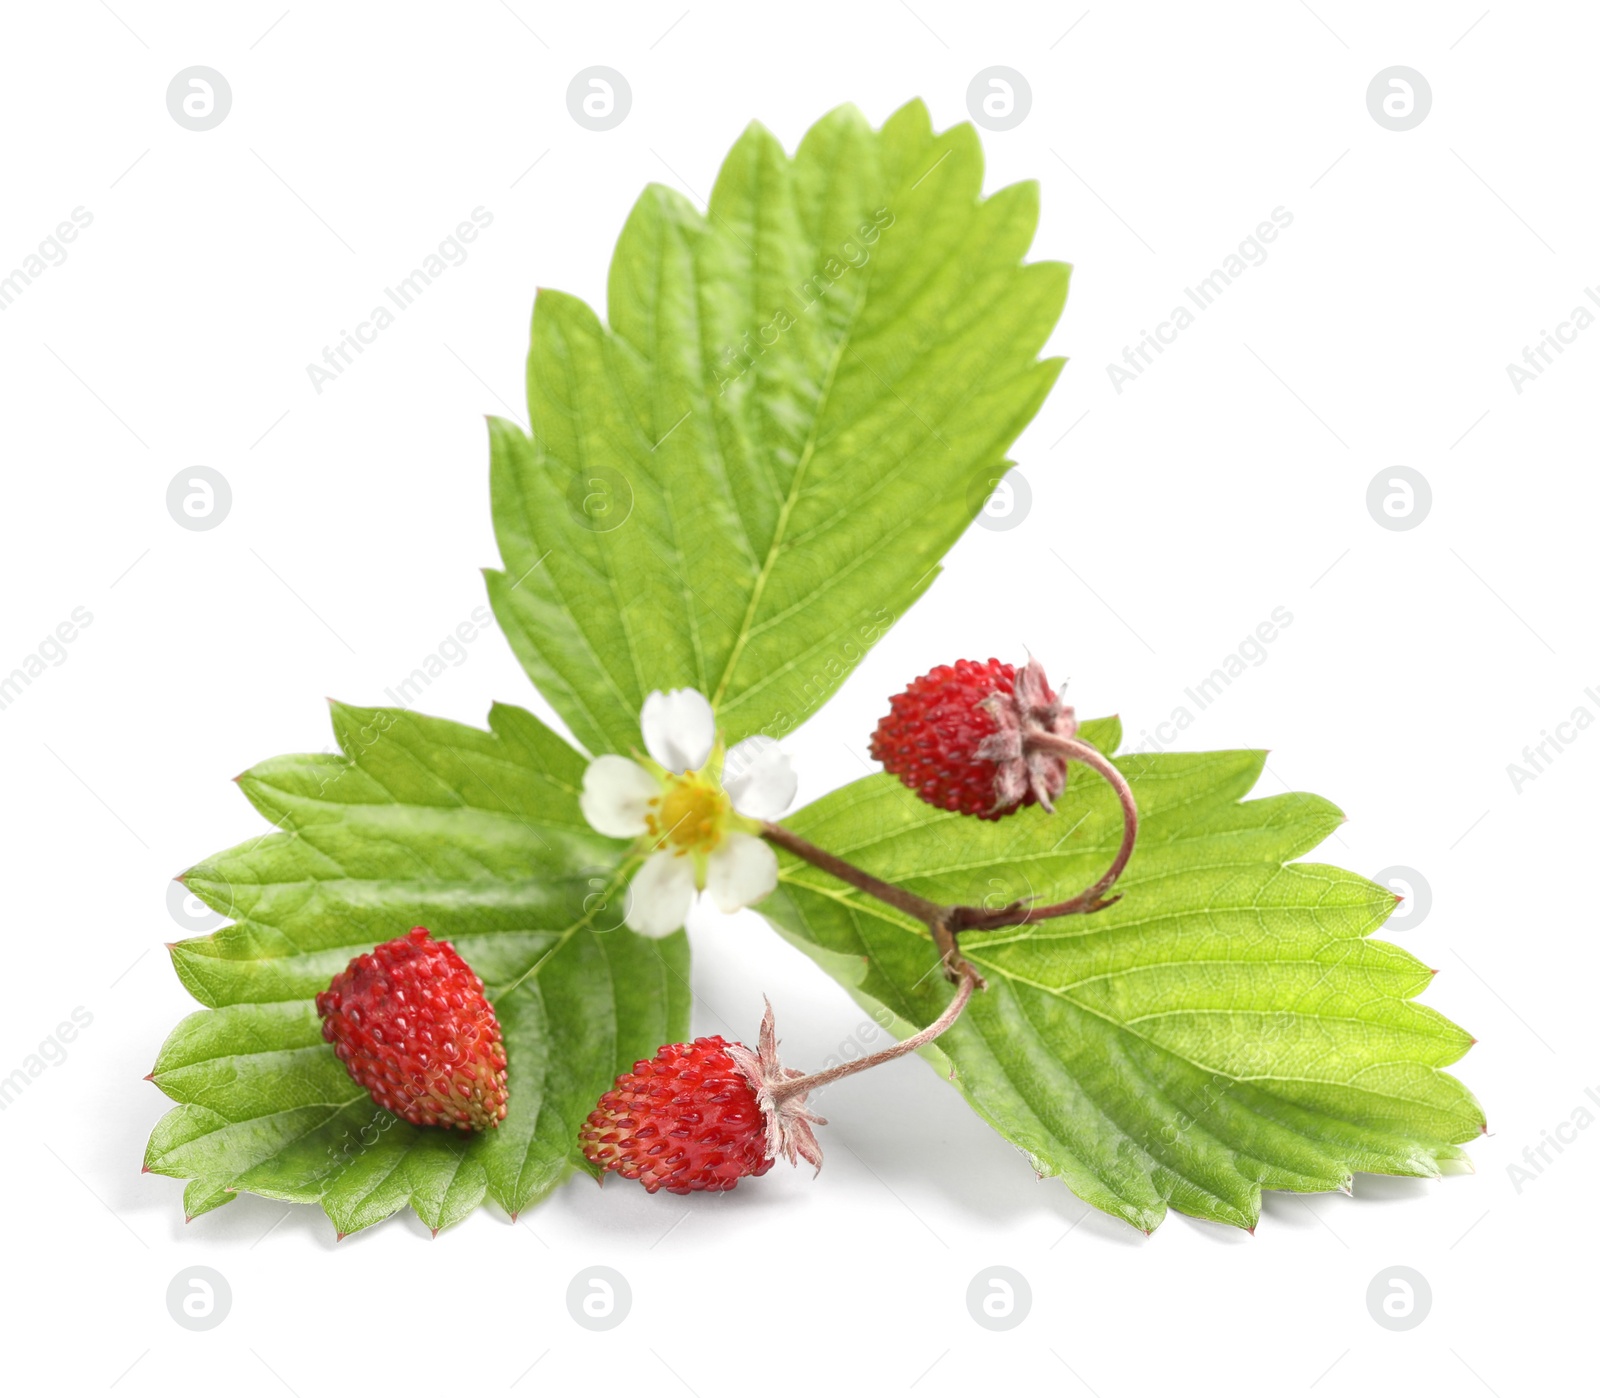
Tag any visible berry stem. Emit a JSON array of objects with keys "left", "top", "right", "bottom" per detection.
[
  {"left": 758, "top": 821, "right": 946, "bottom": 926},
  {"left": 767, "top": 966, "right": 980, "bottom": 1104},
  {"left": 1005, "top": 730, "right": 1139, "bottom": 921},
  {"left": 761, "top": 737, "right": 1138, "bottom": 969},
  {"left": 759, "top": 822, "right": 982, "bottom": 982}
]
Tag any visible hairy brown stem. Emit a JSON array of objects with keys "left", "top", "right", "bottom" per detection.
[
  {"left": 760, "top": 822, "right": 981, "bottom": 982},
  {"left": 977, "top": 731, "right": 1139, "bottom": 925},
  {"left": 761, "top": 732, "right": 1139, "bottom": 975},
  {"left": 758, "top": 822, "right": 945, "bottom": 927},
  {"left": 767, "top": 966, "right": 980, "bottom": 1103}
]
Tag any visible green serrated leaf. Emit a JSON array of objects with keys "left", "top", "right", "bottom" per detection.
[
  {"left": 145, "top": 702, "right": 688, "bottom": 1235},
  {"left": 487, "top": 98, "right": 1067, "bottom": 754},
  {"left": 760, "top": 720, "right": 1483, "bottom": 1233}
]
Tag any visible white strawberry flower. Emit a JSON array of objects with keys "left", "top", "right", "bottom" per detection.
[{"left": 579, "top": 688, "right": 797, "bottom": 937}]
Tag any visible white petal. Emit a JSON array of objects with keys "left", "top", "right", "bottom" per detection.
[
  {"left": 705, "top": 831, "right": 778, "bottom": 913},
  {"left": 640, "top": 688, "right": 716, "bottom": 773},
  {"left": 579, "top": 755, "right": 658, "bottom": 838},
  {"left": 624, "top": 850, "right": 697, "bottom": 937},
  {"left": 723, "top": 736, "right": 797, "bottom": 820}
]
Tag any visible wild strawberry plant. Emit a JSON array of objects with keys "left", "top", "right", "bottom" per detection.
[{"left": 144, "top": 100, "right": 1481, "bottom": 1236}]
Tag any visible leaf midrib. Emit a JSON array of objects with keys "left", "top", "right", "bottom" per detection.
[
  {"left": 970, "top": 954, "right": 1437, "bottom": 1101},
  {"left": 709, "top": 327, "right": 855, "bottom": 710}
]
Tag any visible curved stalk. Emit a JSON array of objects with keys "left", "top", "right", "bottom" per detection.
[
  {"left": 761, "top": 731, "right": 1139, "bottom": 976},
  {"left": 767, "top": 966, "right": 980, "bottom": 1104}
]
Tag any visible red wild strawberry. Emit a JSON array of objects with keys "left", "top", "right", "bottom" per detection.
[
  {"left": 580, "top": 1006, "right": 824, "bottom": 1194},
  {"left": 580, "top": 1037, "right": 771, "bottom": 1193},
  {"left": 316, "top": 927, "right": 508, "bottom": 1132},
  {"left": 869, "top": 657, "right": 1078, "bottom": 819}
]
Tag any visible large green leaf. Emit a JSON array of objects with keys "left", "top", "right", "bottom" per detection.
[
  {"left": 144, "top": 703, "right": 688, "bottom": 1235},
  {"left": 486, "top": 98, "right": 1067, "bottom": 754},
  {"left": 760, "top": 718, "right": 1483, "bottom": 1233}
]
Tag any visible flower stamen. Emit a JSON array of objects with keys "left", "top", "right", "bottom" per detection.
[{"left": 645, "top": 772, "right": 731, "bottom": 854}]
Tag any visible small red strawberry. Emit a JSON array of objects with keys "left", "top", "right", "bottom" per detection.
[
  {"left": 870, "top": 657, "right": 1078, "bottom": 819},
  {"left": 316, "top": 927, "right": 508, "bottom": 1132},
  {"left": 580, "top": 1006, "right": 823, "bottom": 1194}
]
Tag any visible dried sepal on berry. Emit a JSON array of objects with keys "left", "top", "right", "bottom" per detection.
[
  {"left": 725, "top": 999, "right": 826, "bottom": 1173},
  {"left": 868, "top": 655, "right": 1140, "bottom": 916},
  {"left": 974, "top": 657, "right": 1079, "bottom": 812},
  {"left": 869, "top": 657, "right": 1075, "bottom": 820}
]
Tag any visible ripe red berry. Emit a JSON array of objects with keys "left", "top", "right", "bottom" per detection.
[
  {"left": 580, "top": 1037, "right": 774, "bottom": 1193},
  {"left": 871, "top": 658, "right": 1026, "bottom": 818},
  {"left": 871, "top": 657, "right": 1079, "bottom": 819},
  {"left": 316, "top": 927, "right": 508, "bottom": 1132}
]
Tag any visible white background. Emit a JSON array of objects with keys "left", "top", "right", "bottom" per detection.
[{"left": 1, "top": 2, "right": 1592, "bottom": 1394}]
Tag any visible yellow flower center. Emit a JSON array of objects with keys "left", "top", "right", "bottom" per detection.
[{"left": 647, "top": 772, "right": 730, "bottom": 854}]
